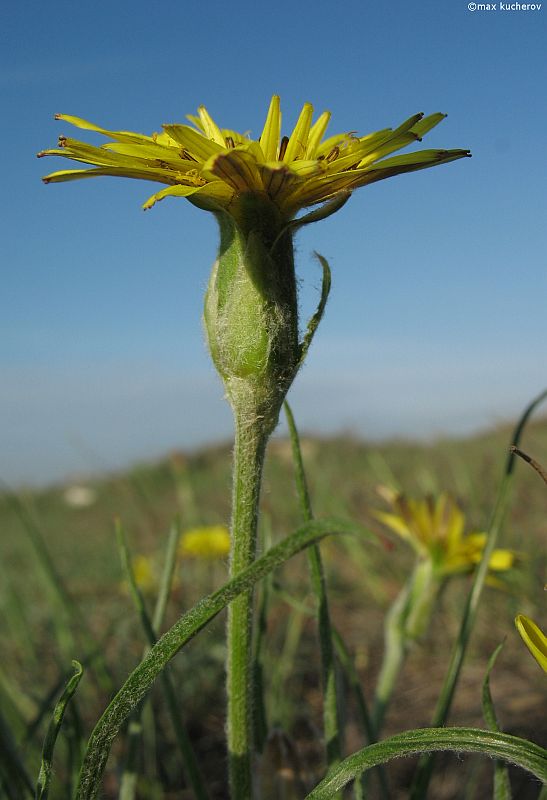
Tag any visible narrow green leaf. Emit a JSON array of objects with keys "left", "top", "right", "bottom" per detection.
[
  {"left": 284, "top": 402, "right": 342, "bottom": 793},
  {"left": 289, "top": 191, "right": 351, "bottom": 233},
  {"left": 35, "top": 661, "right": 83, "bottom": 800},
  {"left": 304, "top": 728, "right": 547, "bottom": 799},
  {"left": 76, "top": 518, "right": 367, "bottom": 800},
  {"left": 298, "top": 252, "right": 332, "bottom": 368}
]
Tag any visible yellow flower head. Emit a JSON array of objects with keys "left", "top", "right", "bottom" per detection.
[
  {"left": 515, "top": 614, "right": 547, "bottom": 672},
  {"left": 374, "top": 486, "right": 515, "bottom": 577},
  {"left": 129, "top": 554, "right": 156, "bottom": 593},
  {"left": 178, "top": 525, "right": 230, "bottom": 560},
  {"left": 39, "top": 96, "right": 470, "bottom": 216}
]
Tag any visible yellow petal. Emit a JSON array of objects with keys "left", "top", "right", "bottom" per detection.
[
  {"left": 186, "top": 113, "right": 204, "bottom": 132},
  {"left": 465, "top": 532, "right": 487, "bottom": 551},
  {"left": 238, "top": 140, "right": 265, "bottom": 162},
  {"left": 221, "top": 128, "right": 250, "bottom": 147},
  {"left": 286, "top": 159, "right": 326, "bottom": 178},
  {"left": 197, "top": 105, "right": 227, "bottom": 146},
  {"left": 376, "top": 485, "right": 399, "bottom": 504},
  {"left": 372, "top": 510, "right": 412, "bottom": 541},
  {"left": 445, "top": 503, "right": 465, "bottom": 551},
  {"left": 187, "top": 180, "right": 235, "bottom": 212},
  {"left": 358, "top": 128, "right": 392, "bottom": 146},
  {"left": 305, "top": 111, "right": 331, "bottom": 159},
  {"left": 411, "top": 113, "right": 447, "bottom": 140},
  {"left": 389, "top": 112, "right": 425, "bottom": 138},
  {"left": 260, "top": 95, "right": 281, "bottom": 162},
  {"left": 55, "top": 114, "right": 154, "bottom": 145},
  {"left": 488, "top": 549, "right": 515, "bottom": 572},
  {"left": 144, "top": 179, "right": 234, "bottom": 211},
  {"left": 412, "top": 499, "right": 433, "bottom": 544},
  {"left": 283, "top": 171, "right": 363, "bottom": 210},
  {"left": 316, "top": 131, "right": 359, "bottom": 159},
  {"left": 257, "top": 163, "right": 302, "bottom": 203},
  {"left": 515, "top": 615, "right": 547, "bottom": 672},
  {"left": 204, "top": 149, "right": 264, "bottom": 193},
  {"left": 364, "top": 149, "right": 470, "bottom": 173},
  {"left": 42, "top": 165, "right": 180, "bottom": 185},
  {"left": 142, "top": 184, "right": 207, "bottom": 210},
  {"left": 284, "top": 102, "right": 314, "bottom": 163},
  {"left": 320, "top": 143, "right": 377, "bottom": 176},
  {"left": 105, "top": 142, "right": 204, "bottom": 172},
  {"left": 357, "top": 133, "right": 424, "bottom": 169},
  {"left": 162, "top": 124, "right": 225, "bottom": 162},
  {"left": 41, "top": 138, "right": 194, "bottom": 175},
  {"left": 350, "top": 149, "right": 471, "bottom": 189}
]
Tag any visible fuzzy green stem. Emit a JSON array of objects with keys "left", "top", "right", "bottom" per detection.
[
  {"left": 227, "top": 413, "right": 270, "bottom": 799},
  {"left": 203, "top": 196, "right": 319, "bottom": 798},
  {"left": 373, "top": 559, "right": 436, "bottom": 734},
  {"left": 372, "top": 623, "right": 405, "bottom": 737}
]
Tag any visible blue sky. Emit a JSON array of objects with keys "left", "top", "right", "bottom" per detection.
[{"left": 2, "top": 0, "right": 546, "bottom": 485}]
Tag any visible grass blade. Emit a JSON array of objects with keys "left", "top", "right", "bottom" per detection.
[
  {"left": 0, "top": 708, "right": 34, "bottom": 798},
  {"left": 35, "top": 660, "right": 83, "bottom": 800},
  {"left": 152, "top": 519, "right": 181, "bottom": 633},
  {"left": 482, "top": 643, "right": 512, "bottom": 799},
  {"left": 116, "top": 518, "right": 209, "bottom": 800},
  {"left": 4, "top": 489, "right": 114, "bottom": 693},
  {"left": 119, "top": 519, "right": 181, "bottom": 797},
  {"left": 284, "top": 401, "right": 342, "bottom": 784}
]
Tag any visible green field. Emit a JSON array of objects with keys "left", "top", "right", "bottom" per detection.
[{"left": 1, "top": 418, "right": 546, "bottom": 799}]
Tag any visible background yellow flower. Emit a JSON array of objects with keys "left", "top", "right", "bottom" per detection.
[
  {"left": 178, "top": 525, "right": 231, "bottom": 560},
  {"left": 374, "top": 486, "right": 515, "bottom": 576},
  {"left": 515, "top": 614, "right": 547, "bottom": 672}
]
